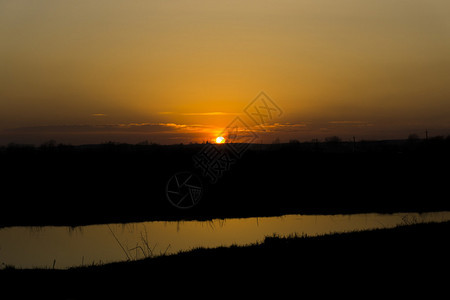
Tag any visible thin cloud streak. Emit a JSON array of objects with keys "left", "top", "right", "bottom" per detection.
[
  {"left": 261, "top": 122, "right": 308, "bottom": 132},
  {"left": 328, "top": 121, "right": 374, "bottom": 127},
  {"left": 158, "top": 112, "right": 238, "bottom": 116},
  {"left": 3, "top": 123, "right": 213, "bottom": 133}
]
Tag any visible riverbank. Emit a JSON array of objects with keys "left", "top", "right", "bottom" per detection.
[{"left": 3, "top": 220, "right": 450, "bottom": 297}]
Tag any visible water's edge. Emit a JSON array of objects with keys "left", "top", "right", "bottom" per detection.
[{"left": 1, "top": 211, "right": 449, "bottom": 269}]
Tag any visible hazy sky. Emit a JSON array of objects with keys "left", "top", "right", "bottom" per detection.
[{"left": 1, "top": 0, "right": 450, "bottom": 144}]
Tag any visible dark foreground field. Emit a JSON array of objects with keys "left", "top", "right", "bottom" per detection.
[
  {"left": 1, "top": 138, "right": 449, "bottom": 227},
  {"left": 2, "top": 221, "right": 450, "bottom": 297}
]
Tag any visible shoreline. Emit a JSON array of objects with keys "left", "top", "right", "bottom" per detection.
[
  {"left": 1, "top": 207, "right": 449, "bottom": 228},
  {"left": 3, "top": 220, "right": 450, "bottom": 297}
]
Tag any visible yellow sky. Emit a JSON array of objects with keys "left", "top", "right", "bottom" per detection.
[{"left": 1, "top": 0, "right": 450, "bottom": 144}]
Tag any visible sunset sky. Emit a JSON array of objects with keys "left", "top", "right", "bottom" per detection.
[{"left": 1, "top": 0, "right": 450, "bottom": 145}]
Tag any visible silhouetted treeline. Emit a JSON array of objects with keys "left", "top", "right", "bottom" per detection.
[
  {"left": 283, "top": 135, "right": 450, "bottom": 153},
  {"left": 3, "top": 134, "right": 450, "bottom": 153},
  {"left": 0, "top": 136, "right": 449, "bottom": 226}
]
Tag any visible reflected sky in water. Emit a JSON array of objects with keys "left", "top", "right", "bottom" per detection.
[{"left": 1, "top": 212, "right": 449, "bottom": 269}]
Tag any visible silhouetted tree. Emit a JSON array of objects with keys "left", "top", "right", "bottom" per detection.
[
  {"left": 407, "top": 134, "right": 420, "bottom": 142},
  {"left": 325, "top": 136, "right": 341, "bottom": 143},
  {"left": 40, "top": 140, "right": 57, "bottom": 148},
  {"left": 272, "top": 137, "right": 281, "bottom": 144},
  {"left": 137, "top": 140, "right": 149, "bottom": 145}
]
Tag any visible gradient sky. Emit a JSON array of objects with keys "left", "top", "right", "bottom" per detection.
[{"left": 1, "top": 0, "right": 450, "bottom": 145}]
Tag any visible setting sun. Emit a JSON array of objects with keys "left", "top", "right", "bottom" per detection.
[{"left": 215, "top": 136, "right": 225, "bottom": 144}]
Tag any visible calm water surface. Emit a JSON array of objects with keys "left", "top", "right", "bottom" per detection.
[{"left": 1, "top": 211, "right": 449, "bottom": 269}]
